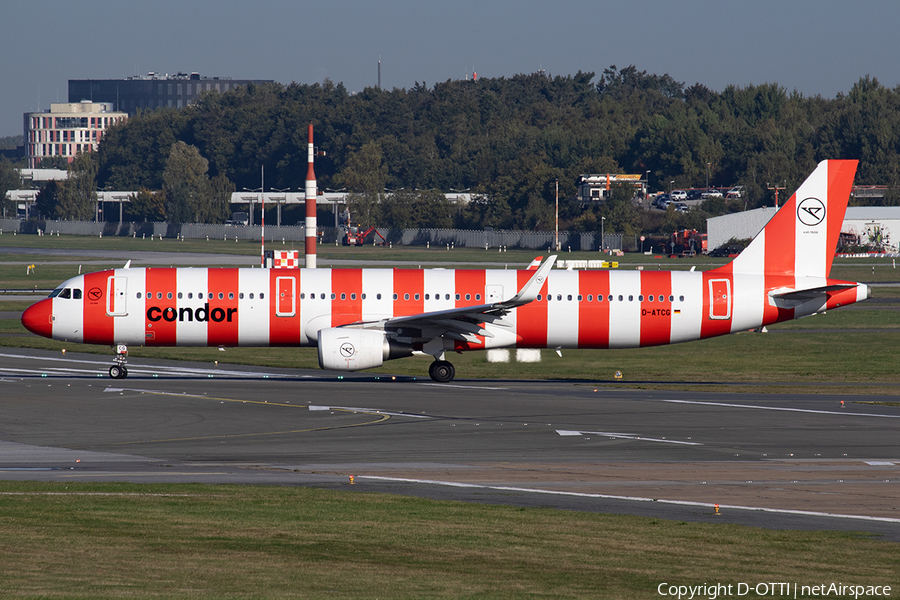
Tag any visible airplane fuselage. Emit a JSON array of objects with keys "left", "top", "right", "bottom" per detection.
[{"left": 23, "top": 265, "right": 868, "bottom": 351}]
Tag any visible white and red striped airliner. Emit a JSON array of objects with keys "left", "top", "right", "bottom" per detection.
[{"left": 22, "top": 159, "right": 869, "bottom": 382}]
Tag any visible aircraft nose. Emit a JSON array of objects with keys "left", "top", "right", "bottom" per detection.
[{"left": 21, "top": 299, "right": 54, "bottom": 338}]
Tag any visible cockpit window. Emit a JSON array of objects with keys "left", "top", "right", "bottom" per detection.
[{"left": 48, "top": 287, "right": 83, "bottom": 300}]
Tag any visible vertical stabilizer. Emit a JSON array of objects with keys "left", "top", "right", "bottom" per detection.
[{"left": 724, "top": 159, "right": 857, "bottom": 278}]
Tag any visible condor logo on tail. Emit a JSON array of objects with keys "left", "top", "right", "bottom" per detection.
[{"left": 797, "top": 197, "right": 826, "bottom": 227}]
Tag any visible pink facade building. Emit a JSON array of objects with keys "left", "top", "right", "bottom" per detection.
[{"left": 25, "top": 101, "right": 127, "bottom": 168}]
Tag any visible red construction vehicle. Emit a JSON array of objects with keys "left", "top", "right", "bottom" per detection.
[
  {"left": 342, "top": 224, "right": 387, "bottom": 246},
  {"left": 669, "top": 229, "right": 707, "bottom": 256}
]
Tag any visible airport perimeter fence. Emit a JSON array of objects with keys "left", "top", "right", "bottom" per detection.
[{"left": 0, "top": 218, "right": 630, "bottom": 251}]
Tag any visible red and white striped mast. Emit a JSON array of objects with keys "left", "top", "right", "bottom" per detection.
[{"left": 305, "top": 122, "right": 317, "bottom": 268}]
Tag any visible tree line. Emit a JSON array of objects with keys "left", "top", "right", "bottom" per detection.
[{"left": 5, "top": 66, "right": 900, "bottom": 236}]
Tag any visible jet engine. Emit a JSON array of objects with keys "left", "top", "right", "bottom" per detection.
[{"left": 317, "top": 327, "right": 412, "bottom": 371}]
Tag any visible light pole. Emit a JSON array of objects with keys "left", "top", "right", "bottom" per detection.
[
  {"left": 554, "top": 179, "right": 559, "bottom": 252},
  {"left": 706, "top": 162, "right": 710, "bottom": 192},
  {"left": 601, "top": 216, "right": 606, "bottom": 253},
  {"left": 242, "top": 186, "right": 260, "bottom": 226},
  {"left": 326, "top": 187, "right": 346, "bottom": 228},
  {"left": 243, "top": 164, "right": 264, "bottom": 265},
  {"left": 767, "top": 182, "right": 786, "bottom": 208},
  {"left": 271, "top": 187, "right": 289, "bottom": 228}
]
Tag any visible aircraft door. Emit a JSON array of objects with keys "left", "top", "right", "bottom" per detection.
[
  {"left": 485, "top": 284, "right": 503, "bottom": 303},
  {"left": 708, "top": 279, "right": 731, "bottom": 320},
  {"left": 276, "top": 276, "right": 296, "bottom": 317},
  {"left": 106, "top": 276, "right": 128, "bottom": 316}
]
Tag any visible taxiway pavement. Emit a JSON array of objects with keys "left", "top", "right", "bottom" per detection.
[{"left": 0, "top": 348, "right": 898, "bottom": 541}]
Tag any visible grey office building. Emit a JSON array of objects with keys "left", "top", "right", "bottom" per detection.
[{"left": 68, "top": 72, "right": 274, "bottom": 115}]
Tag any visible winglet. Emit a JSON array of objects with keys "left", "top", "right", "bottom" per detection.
[
  {"left": 123, "top": 260, "right": 132, "bottom": 269},
  {"left": 502, "top": 255, "right": 556, "bottom": 308},
  {"left": 526, "top": 257, "right": 542, "bottom": 271}
]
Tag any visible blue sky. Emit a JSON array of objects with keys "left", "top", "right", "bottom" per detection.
[{"left": 3, "top": 0, "right": 899, "bottom": 137}]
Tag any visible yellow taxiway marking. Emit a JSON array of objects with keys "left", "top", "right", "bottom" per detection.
[
  {"left": 106, "top": 413, "right": 390, "bottom": 446},
  {"left": 58, "top": 473, "right": 233, "bottom": 478},
  {"left": 91, "top": 387, "right": 391, "bottom": 446},
  {"left": 106, "top": 386, "right": 306, "bottom": 409}
]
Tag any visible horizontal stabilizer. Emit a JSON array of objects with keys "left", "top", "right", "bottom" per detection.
[{"left": 769, "top": 284, "right": 857, "bottom": 308}]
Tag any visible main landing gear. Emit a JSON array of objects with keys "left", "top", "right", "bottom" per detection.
[
  {"left": 109, "top": 344, "right": 129, "bottom": 379},
  {"left": 428, "top": 360, "right": 455, "bottom": 383}
]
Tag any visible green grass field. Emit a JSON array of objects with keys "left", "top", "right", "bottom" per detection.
[{"left": 0, "top": 481, "right": 896, "bottom": 599}]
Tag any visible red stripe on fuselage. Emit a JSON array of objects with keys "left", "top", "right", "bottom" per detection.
[
  {"left": 577, "top": 271, "right": 610, "bottom": 349},
  {"left": 700, "top": 267, "right": 733, "bottom": 339},
  {"left": 207, "top": 269, "right": 240, "bottom": 347},
  {"left": 762, "top": 197, "right": 798, "bottom": 325},
  {"left": 516, "top": 269, "right": 548, "bottom": 347},
  {"left": 332, "top": 269, "right": 363, "bottom": 326},
  {"left": 392, "top": 269, "right": 424, "bottom": 317},
  {"left": 453, "top": 269, "right": 487, "bottom": 350},
  {"left": 269, "top": 270, "right": 301, "bottom": 346},
  {"left": 144, "top": 268, "right": 178, "bottom": 346},
  {"left": 454, "top": 270, "right": 486, "bottom": 307},
  {"left": 763, "top": 274, "right": 795, "bottom": 325},
  {"left": 82, "top": 271, "right": 114, "bottom": 344},
  {"left": 639, "top": 271, "right": 672, "bottom": 347}
]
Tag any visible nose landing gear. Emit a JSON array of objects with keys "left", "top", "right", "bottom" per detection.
[{"left": 109, "top": 344, "right": 129, "bottom": 379}]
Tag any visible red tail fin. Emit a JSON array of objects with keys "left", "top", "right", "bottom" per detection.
[{"left": 722, "top": 160, "right": 858, "bottom": 278}]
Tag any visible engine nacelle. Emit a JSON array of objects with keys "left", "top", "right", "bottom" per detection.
[{"left": 317, "top": 327, "right": 412, "bottom": 371}]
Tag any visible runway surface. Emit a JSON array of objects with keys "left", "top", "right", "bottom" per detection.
[{"left": 0, "top": 348, "right": 898, "bottom": 541}]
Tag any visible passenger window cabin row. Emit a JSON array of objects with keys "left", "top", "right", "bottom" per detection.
[{"left": 55, "top": 288, "right": 685, "bottom": 305}]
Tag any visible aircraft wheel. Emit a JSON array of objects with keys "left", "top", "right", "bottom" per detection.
[
  {"left": 109, "top": 365, "right": 128, "bottom": 379},
  {"left": 429, "top": 360, "right": 455, "bottom": 383}
]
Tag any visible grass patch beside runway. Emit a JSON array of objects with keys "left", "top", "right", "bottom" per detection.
[
  {"left": 0, "top": 263, "right": 103, "bottom": 292},
  {"left": 7, "top": 232, "right": 900, "bottom": 269},
  {"left": 1, "top": 327, "right": 898, "bottom": 392},
  {"left": 0, "top": 481, "right": 895, "bottom": 598}
]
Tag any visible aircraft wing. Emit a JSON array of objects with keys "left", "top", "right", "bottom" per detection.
[{"left": 345, "top": 255, "right": 556, "bottom": 343}]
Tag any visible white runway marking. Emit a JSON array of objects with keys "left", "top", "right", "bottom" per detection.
[
  {"left": 309, "top": 405, "right": 432, "bottom": 419},
  {"left": 658, "top": 398, "right": 900, "bottom": 418},
  {"left": 0, "top": 351, "right": 297, "bottom": 379},
  {"left": 556, "top": 430, "right": 702, "bottom": 445},
  {"left": 359, "top": 475, "right": 900, "bottom": 524},
  {"left": 418, "top": 382, "right": 508, "bottom": 390}
]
